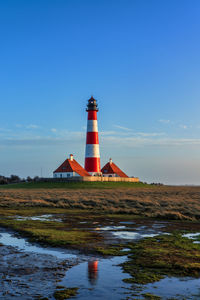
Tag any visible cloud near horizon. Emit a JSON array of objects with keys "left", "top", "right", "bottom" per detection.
[
  {"left": 0, "top": 128, "right": 200, "bottom": 149},
  {"left": 113, "top": 124, "right": 132, "bottom": 131},
  {"left": 159, "top": 119, "right": 171, "bottom": 124},
  {"left": 0, "top": 127, "right": 200, "bottom": 184}
]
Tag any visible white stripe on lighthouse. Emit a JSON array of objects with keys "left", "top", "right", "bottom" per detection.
[
  {"left": 87, "top": 120, "right": 98, "bottom": 132},
  {"left": 85, "top": 144, "right": 100, "bottom": 158}
]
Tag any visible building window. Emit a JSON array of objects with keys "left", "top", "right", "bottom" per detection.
[
  {"left": 67, "top": 174, "right": 70, "bottom": 177},
  {"left": 109, "top": 175, "right": 112, "bottom": 177},
  {"left": 54, "top": 174, "right": 57, "bottom": 178},
  {"left": 60, "top": 174, "right": 62, "bottom": 178}
]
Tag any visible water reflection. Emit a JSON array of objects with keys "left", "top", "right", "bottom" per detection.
[
  {"left": 88, "top": 260, "right": 98, "bottom": 285},
  {"left": 0, "top": 231, "right": 77, "bottom": 259},
  {"left": 63, "top": 256, "right": 128, "bottom": 299}
]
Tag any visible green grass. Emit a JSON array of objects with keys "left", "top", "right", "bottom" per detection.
[
  {"left": 0, "top": 208, "right": 132, "bottom": 255},
  {"left": 0, "top": 207, "right": 90, "bottom": 217},
  {"left": 0, "top": 207, "right": 150, "bottom": 255},
  {"left": 95, "top": 245, "right": 128, "bottom": 256},
  {"left": 0, "top": 218, "right": 103, "bottom": 251},
  {"left": 0, "top": 181, "right": 150, "bottom": 189},
  {"left": 0, "top": 207, "right": 144, "bottom": 255},
  {"left": 142, "top": 293, "right": 161, "bottom": 300},
  {"left": 53, "top": 287, "right": 79, "bottom": 299},
  {"left": 122, "top": 233, "right": 200, "bottom": 285}
]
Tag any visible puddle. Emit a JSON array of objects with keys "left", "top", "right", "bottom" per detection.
[
  {"left": 62, "top": 256, "right": 131, "bottom": 300},
  {"left": 94, "top": 222, "right": 165, "bottom": 240},
  {"left": 182, "top": 232, "right": 200, "bottom": 244},
  {"left": 141, "top": 276, "right": 200, "bottom": 299},
  {"left": 135, "top": 225, "right": 148, "bottom": 230},
  {"left": 15, "top": 214, "right": 62, "bottom": 222},
  {"left": 183, "top": 232, "right": 200, "bottom": 239},
  {"left": 112, "top": 231, "right": 159, "bottom": 239},
  {"left": 152, "top": 222, "right": 167, "bottom": 229},
  {"left": 99, "top": 225, "right": 126, "bottom": 231},
  {"left": 0, "top": 230, "right": 77, "bottom": 259},
  {"left": 0, "top": 229, "right": 81, "bottom": 300}
]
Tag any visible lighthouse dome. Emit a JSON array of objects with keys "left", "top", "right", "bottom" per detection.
[{"left": 86, "top": 96, "right": 98, "bottom": 112}]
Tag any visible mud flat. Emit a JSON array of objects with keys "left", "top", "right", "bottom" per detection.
[
  {"left": 0, "top": 214, "right": 200, "bottom": 299},
  {"left": 0, "top": 185, "right": 200, "bottom": 220},
  {"left": 0, "top": 229, "right": 81, "bottom": 299}
]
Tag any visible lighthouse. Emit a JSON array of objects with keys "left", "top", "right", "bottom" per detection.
[
  {"left": 85, "top": 96, "right": 101, "bottom": 176},
  {"left": 53, "top": 95, "right": 139, "bottom": 182}
]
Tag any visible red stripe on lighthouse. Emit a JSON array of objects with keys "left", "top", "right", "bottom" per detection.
[
  {"left": 85, "top": 158, "right": 101, "bottom": 172},
  {"left": 88, "top": 111, "right": 97, "bottom": 120},
  {"left": 86, "top": 132, "right": 99, "bottom": 144}
]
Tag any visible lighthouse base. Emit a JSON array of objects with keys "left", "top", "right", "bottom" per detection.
[
  {"left": 48, "top": 176, "right": 139, "bottom": 182},
  {"left": 89, "top": 172, "right": 102, "bottom": 177}
]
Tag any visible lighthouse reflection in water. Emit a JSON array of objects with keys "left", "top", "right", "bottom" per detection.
[{"left": 88, "top": 259, "right": 98, "bottom": 285}]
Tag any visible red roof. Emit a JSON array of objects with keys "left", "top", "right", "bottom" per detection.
[
  {"left": 54, "top": 158, "right": 90, "bottom": 176},
  {"left": 101, "top": 161, "right": 129, "bottom": 178}
]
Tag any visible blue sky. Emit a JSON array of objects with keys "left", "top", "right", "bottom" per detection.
[{"left": 0, "top": 0, "right": 200, "bottom": 184}]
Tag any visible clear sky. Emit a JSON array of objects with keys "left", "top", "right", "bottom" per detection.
[{"left": 0, "top": 0, "right": 200, "bottom": 184}]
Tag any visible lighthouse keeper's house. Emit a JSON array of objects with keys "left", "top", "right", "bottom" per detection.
[
  {"left": 101, "top": 158, "right": 129, "bottom": 178},
  {"left": 53, "top": 154, "right": 90, "bottom": 178}
]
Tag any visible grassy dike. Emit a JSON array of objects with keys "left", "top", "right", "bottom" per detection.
[{"left": 0, "top": 181, "right": 149, "bottom": 189}]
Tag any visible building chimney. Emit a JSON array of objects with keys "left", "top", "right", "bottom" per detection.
[
  {"left": 109, "top": 158, "right": 112, "bottom": 164},
  {"left": 70, "top": 154, "right": 73, "bottom": 161}
]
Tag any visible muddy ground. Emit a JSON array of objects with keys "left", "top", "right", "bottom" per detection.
[
  {"left": 0, "top": 229, "right": 81, "bottom": 300},
  {"left": 1, "top": 211, "right": 200, "bottom": 299},
  {"left": 0, "top": 185, "right": 200, "bottom": 299}
]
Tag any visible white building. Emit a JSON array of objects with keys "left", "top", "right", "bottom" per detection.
[{"left": 53, "top": 154, "right": 90, "bottom": 178}]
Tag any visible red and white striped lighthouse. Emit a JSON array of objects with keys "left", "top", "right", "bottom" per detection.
[{"left": 85, "top": 96, "right": 101, "bottom": 176}]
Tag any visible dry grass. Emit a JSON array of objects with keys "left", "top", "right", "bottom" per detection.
[{"left": 0, "top": 186, "right": 200, "bottom": 220}]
